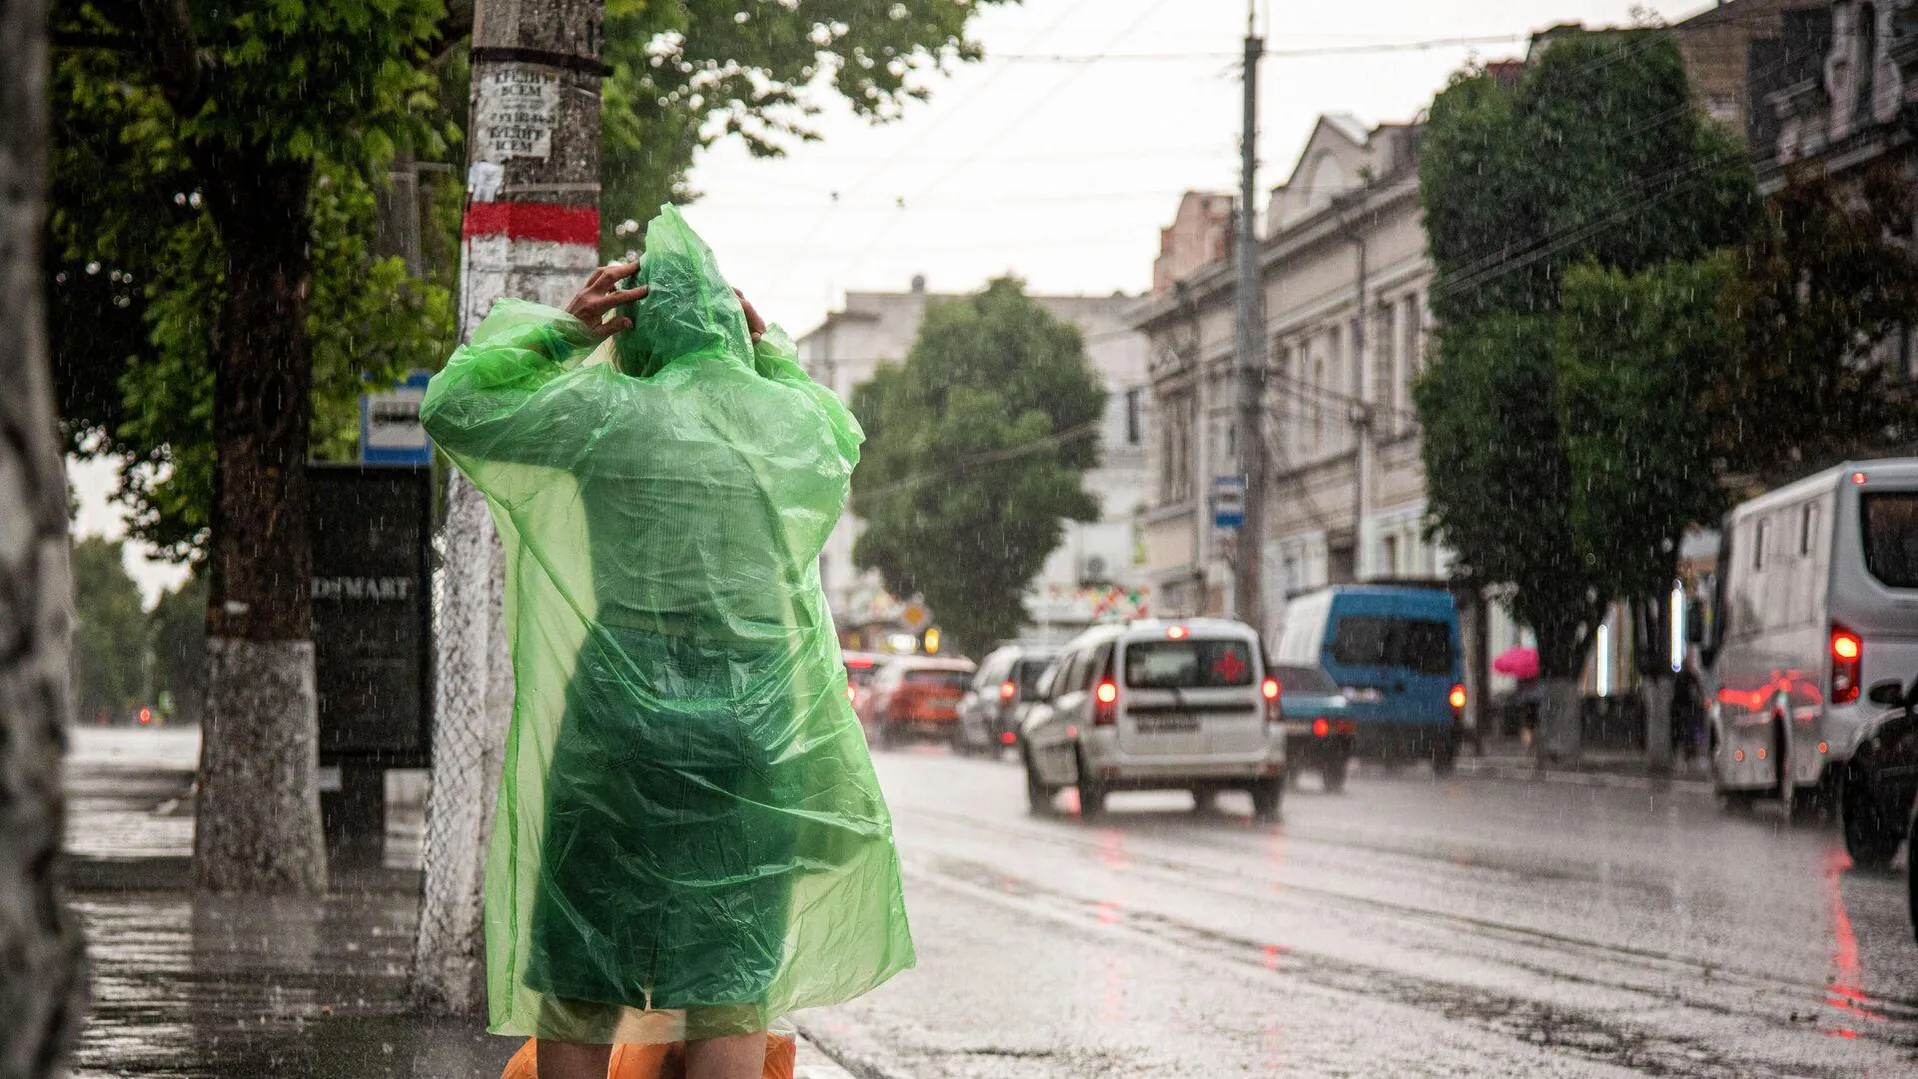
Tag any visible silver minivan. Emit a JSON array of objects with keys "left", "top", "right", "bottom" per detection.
[
  {"left": 1697, "top": 459, "right": 1918, "bottom": 814},
  {"left": 1020, "top": 619, "right": 1286, "bottom": 819}
]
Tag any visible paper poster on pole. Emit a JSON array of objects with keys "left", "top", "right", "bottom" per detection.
[{"left": 475, "top": 65, "right": 560, "bottom": 162}]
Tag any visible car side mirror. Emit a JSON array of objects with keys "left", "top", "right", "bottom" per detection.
[{"left": 1869, "top": 680, "right": 1908, "bottom": 707}]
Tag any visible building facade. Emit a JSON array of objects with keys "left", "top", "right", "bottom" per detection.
[
  {"left": 798, "top": 279, "right": 1152, "bottom": 646},
  {"left": 1135, "top": 117, "right": 1464, "bottom": 630}
]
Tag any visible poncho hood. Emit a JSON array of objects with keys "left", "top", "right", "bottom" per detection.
[{"left": 613, "top": 205, "right": 755, "bottom": 378}]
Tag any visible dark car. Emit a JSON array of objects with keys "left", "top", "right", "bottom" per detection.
[
  {"left": 1846, "top": 678, "right": 1918, "bottom": 870},
  {"left": 1272, "top": 663, "right": 1356, "bottom": 791},
  {"left": 954, "top": 645, "right": 1060, "bottom": 755}
]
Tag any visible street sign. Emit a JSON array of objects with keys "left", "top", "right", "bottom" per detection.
[
  {"left": 1213, "top": 474, "right": 1246, "bottom": 530},
  {"left": 360, "top": 370, "right": 435, "bottom": 465},
  {"left": 309, "top": 465, "right": 433, "bottom": 766},
  {"left": 901, "top": 600, "right": 931, "bottom": 631}
]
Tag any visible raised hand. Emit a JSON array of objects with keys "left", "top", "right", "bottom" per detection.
[{"left": 565, "top": 262, "right": 650, "bottom": 340}]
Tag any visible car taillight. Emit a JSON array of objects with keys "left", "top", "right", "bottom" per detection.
[
  {"left": 999, "top": 730, "right": 1017, "bottom": 745},
  {"left": 1448, "top": 684, "right": 1467, "bottom": 713},
  {"left": 1832, "top": 624, "right": 1862, "bottom": 704},
  {"left": 1000, "top": 680, "right": 1017, "bottom": 702},
  {"left": 1094, "top": 680, "right": 1118, "bottom": 725},
  {"left": 1262, "top": 677, "right": 1281, "bottom": 725},
  {"left": 1312, "top": 717, "right": 1330, "bottom": 738}
]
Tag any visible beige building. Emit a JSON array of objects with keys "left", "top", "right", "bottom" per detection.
[
  {"left": 799, "top": 278, "right": 1152, "bottom": 644},
  {"left": 1135, "top": 117, "right": 1458, "bottom": 630}
]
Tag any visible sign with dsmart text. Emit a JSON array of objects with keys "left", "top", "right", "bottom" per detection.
[{"left": 309, "top": 465, "right": 433, "bottom": 766}]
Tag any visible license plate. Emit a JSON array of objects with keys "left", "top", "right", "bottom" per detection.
[{"left": 1136, "top": 715, "right": 1199, "bottom": 733}]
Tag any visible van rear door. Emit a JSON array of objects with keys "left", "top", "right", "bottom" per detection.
[
  {"left": 1118, "top": 636, "right": 1264, "bottom": 756},
  {"left": 1326, "top": 612, "right": 1456, "bottom": 726}
]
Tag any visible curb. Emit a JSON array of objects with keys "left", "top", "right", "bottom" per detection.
[
  {"left": 1454, "top": 758, "right": 1716, "bottom": 797},
  {"left": 795, "top": 1024, "right": 917, "bottom": 1079}
]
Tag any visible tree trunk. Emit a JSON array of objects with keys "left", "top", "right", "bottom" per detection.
[
  {"left": 1533, "top": 618, "right": 1585, "bottom": 766},
  {"left": 190, "top": 154, "right": 328, "bottom": 896},
  {"left": 0, "top": 0, "right": 88, "bottom": 1069}
]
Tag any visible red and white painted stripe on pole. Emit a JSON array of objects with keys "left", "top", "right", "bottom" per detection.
[{"left": 458, "top": 198, "right": 601, "bottom": 335}]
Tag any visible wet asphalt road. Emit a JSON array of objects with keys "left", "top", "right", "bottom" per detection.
[{"left": 804, "top": 743, "right": 1918, "bottom": 1078}]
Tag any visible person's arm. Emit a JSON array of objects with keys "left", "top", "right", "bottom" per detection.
[{"left": 420, "top": 265, "right": 648, "bottom": 471}]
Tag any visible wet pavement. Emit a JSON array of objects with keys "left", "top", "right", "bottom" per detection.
[
  {"left": 64, "top": 727, "right": 1918, "bottom": 1077},
  {"left": 819, "top": 743, "right": 1918, "bottom": 1077},
  {"left": 61, "top": 729, "right": 853, "bottom": 1079}
]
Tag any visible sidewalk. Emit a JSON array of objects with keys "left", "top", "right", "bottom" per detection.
[
  {"left": 62, "top": 728, "right": 859, "bottom": 1079},
  {"left": 1450, "top": 738, "right": 1716, "bottom": 796}
]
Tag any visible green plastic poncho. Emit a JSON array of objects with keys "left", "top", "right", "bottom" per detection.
[{"left": 421, "top": 206, "right": 914, "bottom": 1045}]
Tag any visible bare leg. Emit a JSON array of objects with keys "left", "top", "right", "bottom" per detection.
[
  {"left": 536, "top": 1040, "right": 612, "bottom": 1079},
  {"left": 684, "top": 1030, "right": 767, "bottom": 1079}
]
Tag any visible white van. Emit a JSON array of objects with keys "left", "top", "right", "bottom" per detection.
[
  {"left": 1697, "top": 459, "right": 1918, "bottom": 810},
  {"left": 1020, "top": 619, "right": 1286, "bottom": 819}
]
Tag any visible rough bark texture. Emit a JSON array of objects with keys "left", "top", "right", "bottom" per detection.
[
  {"left": 192, "top": 639, "right": 326, "bottom": 894},
  {"left": 189, "top": 157, "right": 329, "bottom": 896},
  {"left": 1534, "top": 678, "right": 1583, "bottom": 766},
  {"left": 411, "top": 0, "right": 604, "bottom": 1014},
  {"left": 0, "top": 0, "right": 87, "bottom": 1070}
]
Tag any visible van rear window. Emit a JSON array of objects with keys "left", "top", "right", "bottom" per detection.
[
  {"left": 1329, "top": 616, "right": 1452, "bottom": 675},
  {"left": 1124, "top": 640, "right": 1255, "bottom": 688},
  {"left": 1861, "top": 493, "right": 1918, "bottom": 588}
]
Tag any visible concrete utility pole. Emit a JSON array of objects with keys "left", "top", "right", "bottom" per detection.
[
  {"left": 412, "top": 0, "right": 605, "bottom": 1015},
  {"left": 1231, "top": 7, "right": 1266, "bottom": 628}
]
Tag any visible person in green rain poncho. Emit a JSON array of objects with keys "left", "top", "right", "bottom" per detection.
[{"left": 421, "top": 207, "right": 914, "bottom": 1079}]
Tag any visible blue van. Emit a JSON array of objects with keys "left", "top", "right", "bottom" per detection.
[{"left": 1274, "top": 585, "right": 1466, "bottom": 772}]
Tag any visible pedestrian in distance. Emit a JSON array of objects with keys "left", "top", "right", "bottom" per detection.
[{"left": 421, "top": 207, "right": 915, "bottom": 1079}]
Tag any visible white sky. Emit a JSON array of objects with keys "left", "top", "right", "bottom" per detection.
[{"left": 71, "top": 0, "right": 1714, "bottom": 604}]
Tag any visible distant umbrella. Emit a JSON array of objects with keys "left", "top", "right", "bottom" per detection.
[{"left": 1491, "top": 646, "right": 1539, "bottom": 681}]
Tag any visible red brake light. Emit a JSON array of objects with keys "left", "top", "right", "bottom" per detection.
[
  {"left": 1852, "top": 471, "right": 1869, "bottom": 486},
  {"left": 1312, "top": 717, "right": 1330, "bottom": 738},
  {"left": 1261, "top": 677, "right": 1281, "bottom": 701},
  {"left": 1094, "top": 680, "right": 1118, "bottom": 726},
  {"left": 1448, "top": 684, "right": 1467, "bottom": 711},
  {"left": 1000, "top": 680, "right": 1017, "bottom": 701},
  {"left": 999, "top": 730, "right": 1017, "bottom": 745},
  {"left": 1832, "top": 625, "right": 1862, "bottom": 704},
  {"left": 1166, "top": 625, "right": 1189, "bottom": 640}
]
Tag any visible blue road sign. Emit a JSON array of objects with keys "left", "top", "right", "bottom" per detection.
[{"left": 360, "top": 370, "right": 435, "bottom": 466}]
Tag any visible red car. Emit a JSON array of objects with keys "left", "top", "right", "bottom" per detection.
[{"left": 861, "top": 657, "right": 977, "bottom": 747}]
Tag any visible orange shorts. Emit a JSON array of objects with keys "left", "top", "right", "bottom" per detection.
[{"left": 500, "top": 1032, "right": 796, "bottom": 1079}]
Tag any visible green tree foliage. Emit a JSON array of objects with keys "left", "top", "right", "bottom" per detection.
[
  {"left": 852, "top": 279, "right": 1106, "bottom": 655},
  {"left": 1422, "top": 32, "right": 1753, "bottom": 325},
  {"left": 1415, "top": 316, "right": 1599, "bottom": 674},
  {"left": 52, "top": 1, "right": 1004, "bottom": 556},
  {"left": 1708, "top": 166, "right": 1918, "bottom": 485},
  {"left": 1415, "top": 32, "right": 1756, "bottom": 678},
  {"left": 70, "top": 536, "right": 148, "bottom": 723},
  {"left": 1556, "top": 259, "right": 1730, "bottom": 602},
  {"left": 48, "top": 0, "right": 459, "bottom": 559},
  {"left": 148, "top": 571, "right": 208, "bottom": 724}
]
